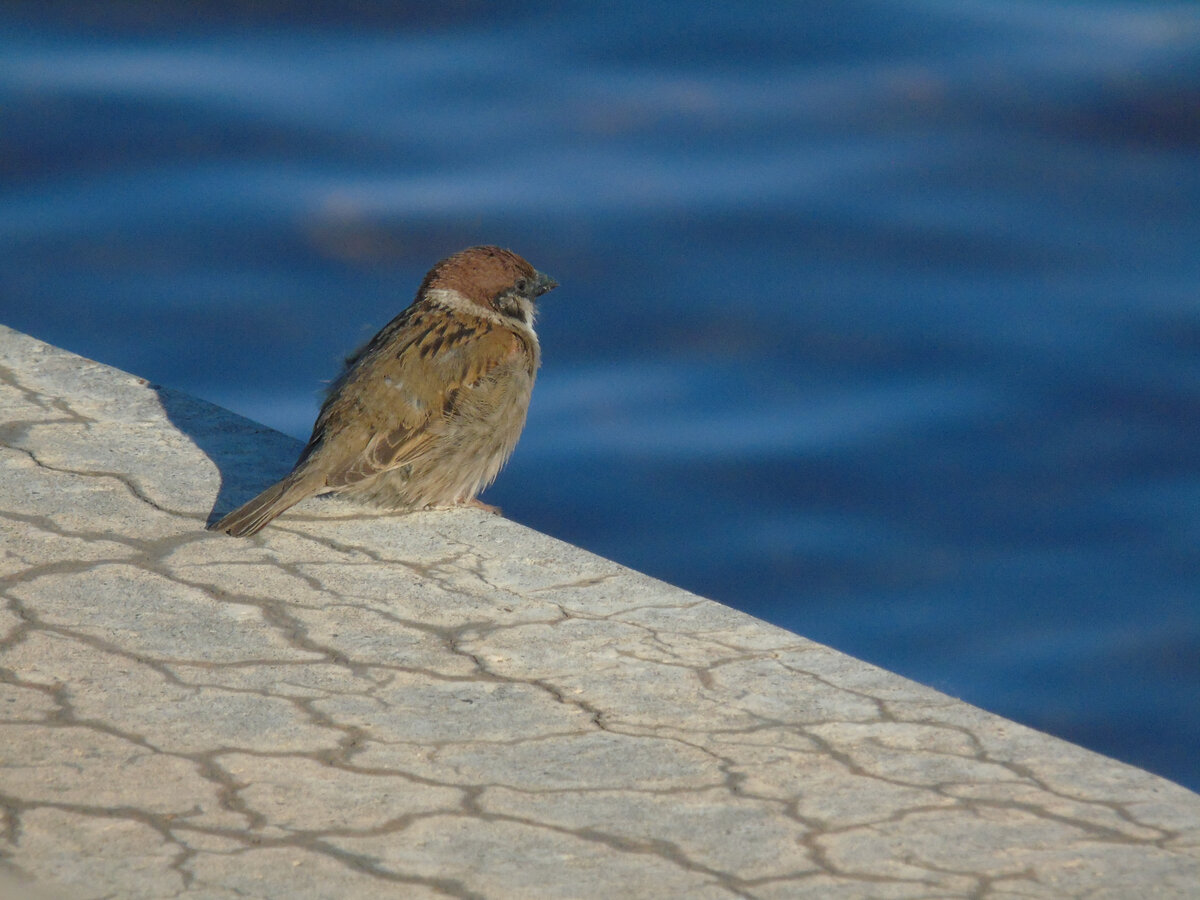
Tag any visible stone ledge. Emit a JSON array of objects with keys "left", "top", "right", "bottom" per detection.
[{"left": 1, "top": 322, "right": 1198, "bottom": 899}]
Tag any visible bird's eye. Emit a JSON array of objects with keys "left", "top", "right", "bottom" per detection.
[{"left": 514, "top": 278, "right": 529, "bottom": 294}]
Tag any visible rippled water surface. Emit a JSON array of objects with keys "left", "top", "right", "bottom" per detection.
[{"left": 3, "top": 2, "right": 1199, "bottom": 789}]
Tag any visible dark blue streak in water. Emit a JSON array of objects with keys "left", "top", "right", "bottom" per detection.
[{"left": 2, "top": 2, "right": 1199, "bottom": 789}]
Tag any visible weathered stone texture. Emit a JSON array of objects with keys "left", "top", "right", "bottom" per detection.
[{"left": 1, "top": 324, "right": 1198, "bottom": 899}]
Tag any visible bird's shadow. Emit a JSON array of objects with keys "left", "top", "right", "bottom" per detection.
[{"left": 153, "top": 384, "right": 303, "bottom": 527}]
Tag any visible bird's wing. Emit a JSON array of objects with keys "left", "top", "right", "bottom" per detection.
[{"left": 315, "top": 308, "right": 529, "bottom": 489}]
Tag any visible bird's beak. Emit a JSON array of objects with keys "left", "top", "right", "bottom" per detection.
[{"left": 534, "top": 271, "right": 558, "bottom": 297}]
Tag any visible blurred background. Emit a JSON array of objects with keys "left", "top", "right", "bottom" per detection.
[{"left": 2, "top": 1, "right": 1199, "bottom": 790}]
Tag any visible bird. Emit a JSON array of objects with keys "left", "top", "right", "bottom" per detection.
[{"left": 209, "top": 245, "right": 557, "bottom": 537}]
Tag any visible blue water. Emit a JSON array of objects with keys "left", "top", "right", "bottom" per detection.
[{"left": 3, "top": 2, "right": 1199, "bottom": 790}]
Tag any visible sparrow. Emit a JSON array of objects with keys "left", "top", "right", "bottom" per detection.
[{"left": 209, "top": 245, "right": 557, "bottom": 537}]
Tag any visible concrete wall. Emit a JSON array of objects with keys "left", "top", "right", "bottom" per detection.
[{"left": 2, "top": 322, "right": 1199, "bottom": 899}]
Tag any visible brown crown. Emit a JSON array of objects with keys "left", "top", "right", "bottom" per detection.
[{"left": 419, "top": 246, "right": 537, "bottom": 310}]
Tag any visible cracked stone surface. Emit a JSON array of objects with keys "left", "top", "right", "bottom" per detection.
[{"left": 1, "top": 322, "right": 1199, "bottom": 900}]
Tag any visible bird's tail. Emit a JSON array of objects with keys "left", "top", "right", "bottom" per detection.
[{"left": 208, "top": 476, "right": 318, "bottom": 537}]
